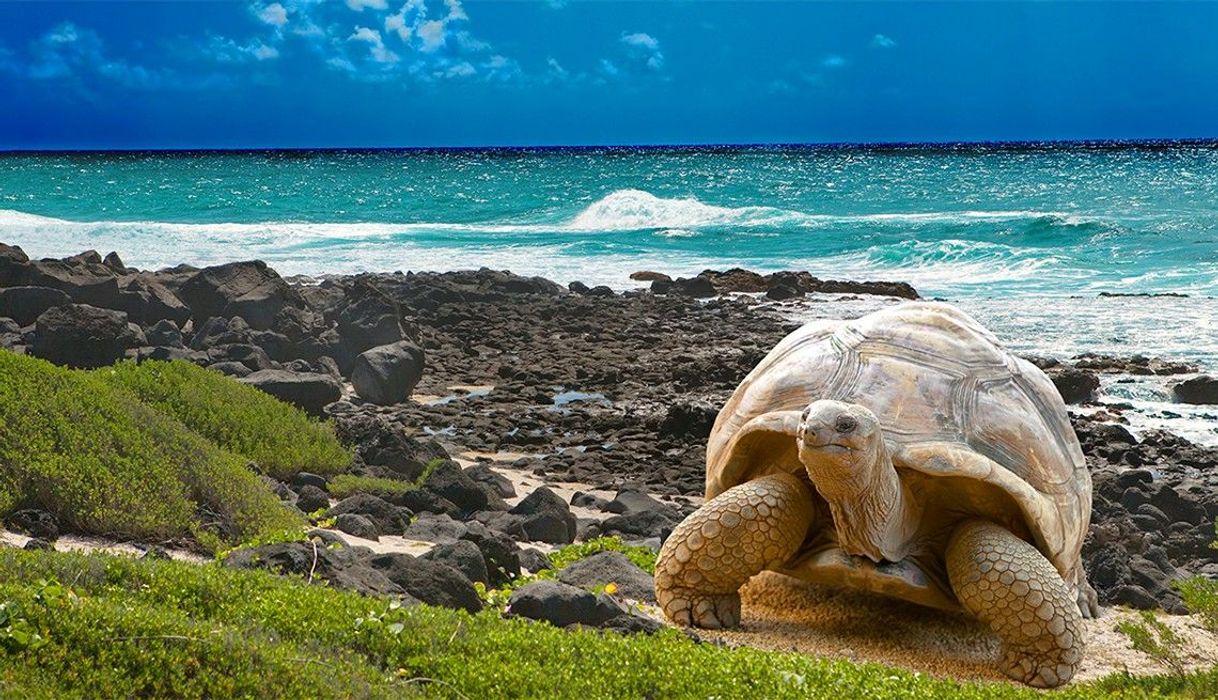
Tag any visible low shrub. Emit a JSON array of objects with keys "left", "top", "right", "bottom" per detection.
[
  {"left": 98, "top": 360, "right": 351, "bottom": 480},
  {"left": 0, "top": 352, "right": 300, "bottom": 549},
  {"left": 0, "top": 549, "right": 1215, "bottom": 699},
  {"left": 328, "top": 474, "right": 417, "bottom": 499}
]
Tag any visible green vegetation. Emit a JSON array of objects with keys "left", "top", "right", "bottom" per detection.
[
  {"left": 1, "top": 548, "right": 1215, "bottom": 699},
  {"left": 547, "top": 536, "right": 658, "bottom": 574},
  {"left": 0, "top": 352, "right": 300, "bottom": 550},
  {"left": 1116, "top": 610, "right": 1188, "bottom": 676},
  {"left": 328, "top": 474, "right": 417, "bottom": 499},
  {"left": 99, "top": 360, "right": 351, "bottom": 480}
]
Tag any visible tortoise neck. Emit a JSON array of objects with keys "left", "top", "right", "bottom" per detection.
[{"left": 804, "top": 440, "right": 919, "bottom": 562}]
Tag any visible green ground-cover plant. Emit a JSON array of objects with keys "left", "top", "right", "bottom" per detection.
[
  {"left": 0, "top": 352, "right": 300, "bottom": 549},
  {"left": 0, "top": 548, "right": 1215, "bottom": 699},
  {"left": 1117, "top": 610, "right": 1188, "bottom": 676},
  {"left": 99, "top": 360, "right": 351, "bottom": 480},
  {"left": 328, "top": 474, "right": 418, "bottom": 499},
  {"left": 547, "top": 536, "right": 659, "bottom": 574}
]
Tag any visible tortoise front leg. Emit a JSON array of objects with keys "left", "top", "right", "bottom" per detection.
[
  {"left": 655, "top": 472, "right": 815, "bottom": 629},
  {"left": 946, "top": 519, "right": 1084, "bottom": 688}
]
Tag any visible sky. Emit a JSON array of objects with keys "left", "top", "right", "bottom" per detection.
[{"left": 1, "top": 1, "right": 1217, "bottom": 149}]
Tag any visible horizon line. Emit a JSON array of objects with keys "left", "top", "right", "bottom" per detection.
[{"left": 3, "top": 137, "right": 1218, "bottom": 155}]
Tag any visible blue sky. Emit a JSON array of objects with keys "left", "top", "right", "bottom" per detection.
[{"left": 1, "top": 1, "right": 1216, "bottom": 148}]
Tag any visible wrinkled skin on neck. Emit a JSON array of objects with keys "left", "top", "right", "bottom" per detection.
[{"left": 798, "top": 400, "right": 919, "bottom": 562}]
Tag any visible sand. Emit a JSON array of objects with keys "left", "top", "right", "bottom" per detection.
[{"left": 670, "top": 571, "right": 1218, "bottom": 685}]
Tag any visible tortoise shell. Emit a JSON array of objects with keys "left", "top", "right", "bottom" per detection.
[{"left": 706, "top": 302, "right": 1091, "bottom": 590}]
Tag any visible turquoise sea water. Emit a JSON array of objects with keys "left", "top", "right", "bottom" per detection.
[
  {"left": 1, "top": 144, "right": 1216, "bottom": 443},
  {"left": 1, "top": 144, "right": 1217, "bottom": 296}
]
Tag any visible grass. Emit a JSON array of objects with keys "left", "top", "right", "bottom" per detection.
[
  {"left": 0, "top": 548, "right": 1214, "bottom": 699},
  {"left": 0, "top": 352, "right": 300, "bottom": 550},
  {"left": 98, "top": 360, "right": 351, "bottom": 480}
]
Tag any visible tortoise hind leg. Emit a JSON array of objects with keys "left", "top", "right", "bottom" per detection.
[
  {"left": 655, "top": 472, "right": 814, "bottom": 629},
  {"left": 946, "top": 519, "right": 1084, "bottom": 688}
]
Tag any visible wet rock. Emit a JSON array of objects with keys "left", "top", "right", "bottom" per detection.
[
  {"left": 510, "top": 487, "right": 577, "bottom": 544},
  {"left": 1174, "top": 375, "right": 1218, "bottom": 405},
  {"left": 653, "top": 276, "right": 716, "bottom": 298},
  {"left": 0, "top": 286, "right": 71, "bottom": 326},
  {"left": 351, "top": 341, "right": 425, "bottom": 405},
  {"left": 30, "top": 304, "right": 135, "bottom": 368},
  {"left": 1050, "top": 367, "right": 1100, "bottom": 404},
  {"left": 557, "top": 551, "right": 656, "bottom": 603},
  {"left": 629, "top": 271, "right": 671, "bottom": 283},
  {"left": 239, "top": 369, "right": 341, "bottom": 416},
  {"left": 698, "top": 268, "right": 768, "bottom": 294},
  {"left": 507, "top": 580, "right": 626, "bottom": 628}
]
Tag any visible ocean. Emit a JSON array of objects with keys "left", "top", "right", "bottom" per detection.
[{"left": 1, "top": 143, "right": 1216, "bottom": 442}]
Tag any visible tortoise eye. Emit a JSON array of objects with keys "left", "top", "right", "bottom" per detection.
[{"left": 834, "top": 415, "right": 858, "bottom": 434}]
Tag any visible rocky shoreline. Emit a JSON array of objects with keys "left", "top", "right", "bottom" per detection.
[{"left": 2, "top": 241, "right": 1217, "bottom": 620}]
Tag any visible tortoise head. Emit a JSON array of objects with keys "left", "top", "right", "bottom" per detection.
[{"left": 797, "top": 400, "right": 886, "bottom": 499}]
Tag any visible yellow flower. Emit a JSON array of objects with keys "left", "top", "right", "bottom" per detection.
[{"left": 604, "top": 582, "right": 619, "bottom": 595}]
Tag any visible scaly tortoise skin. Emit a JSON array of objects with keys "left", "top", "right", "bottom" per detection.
[{"left": 655, "top": 302, "right": 1096, "bottom": 688}]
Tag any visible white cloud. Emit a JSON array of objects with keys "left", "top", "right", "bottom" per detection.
[
  {"left": 546, "top": 56, "right": 568, "bottom": 79},
  {"left": 349, "top": 26, "right": 399, "bottom": 63},
  {"left": 444, "top": 0, "right": 467, "bottom": 21},
  {"left": 619, "top": 31, "right": 663, "bottom": 71},
  {"left": 822, "top": 54, "right": 847, "bottom": 68},
  {"left": 599, "top": 58, "right": 619, "bottom": 77},
  {"left": 871, "top": 34, "right": 896, "bottom": 49},
  {"left": 254, "top": 3, "right": 288, "bottom": 27},
  {"left": 417, "top": 19, "right": 447, "bottom": 52},
  {"left": 620, "top": 32, "right": 659, "bottom": 51},
  {"left": 346, "top": 0, "right": 388, "bottom": 11},
  {"left": 443, "top": 61, "right": 475, "bottom": 77},
  {"left": 205, "top": 35, "right": 280, "bottom": 63},
  {"left": 385, "top": 12, "right": 412, "bottom": 41}
]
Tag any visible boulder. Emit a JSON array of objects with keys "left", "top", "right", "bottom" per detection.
[
  {"left": 419, "top": 460, "right": 505, "bottom": 515},
  {"left": 698, "top": 268, "right": 768, "bottom": 293},
  {"left": 604, "top": 489, "right": 681, "bottom": 522},
  {"left": 336, "top": 279, "right": 412, "bottom": 353},
  {"left": 239, "top": 369, "right": 341, "bottom": 416},
  {"left": 518, "top": 548, "right": 552, "bottom": 574},
  {"left": 0, "top": 243, "right": 31, "bottom": 286},
  {"left": 30, "top": 303, "right": 134, "bottom": 368},
  {"left": 295, "top": 485, "right": 331, "bottom": 513},
  {"left": 652, "top": 276, "right": 716, "bottom": 298},
  {"left": 1174, "top": 375, "right": 1218, "bottom": 405},
  {"left": 223, "top": 541, "right": 405, "bottom": 598},
  {"left": 350, "top": 341, "right": 425, "bottom": 405},
  {"left": 0, "top": 286, "right": 71, "bottom": 326},
  {"left": 178, "top": 260, "right": 303, "bottom": 330},
  {"left": 658, "top": 400, "right": 719, "bottom": 441},
  {"left": 6, "top": 509, "right": 59, "bottom": 540},
  {"left": 334, "top": 513, "right": 380, "bottom": 541},
  {"left": 367, "top": 553, "right": 482, "bottom": 613},
  {"left": 27, "top": 257, "right": 120, "bottom": 307},
  {"left": 465, "top": 464, "right": 516, "bottom": 499},
  {"left": 629, "top": 271, "right": 671, "bottom": 283},
  {"left": 422, "top": 540, "right": 490, "bottom": 585},
  {"left": 460, "top": 522, "right": 522, "bottom": 587},
  {"left": 1051, "top": 368, "right": 1100, "bottom": 404},
  {"left": 557, "top": 551, "right": 656, "bottom": 602},
  {"left": 404, "top": 512, "right": 468, "bottom": 544},
  {"left": 327, "top": 494, "right": 407, "bottom": 536},
  {"left": 507, "top": 581, "right": 626, "bottom": 628},
  {"left": 116, "top": 278, "right": 191, "bottom": 327},
  {"left": 600, "top": 510, "right": 676, "bottom": 540},
  {"left": 510, "top": 487, "right": 577, "bottom": 544},
  {"left": 333, "top": 414, "right": 451, "bottom": 482},
  {"left": 144, "top": 319, "right": 184, "bottom": 348}
]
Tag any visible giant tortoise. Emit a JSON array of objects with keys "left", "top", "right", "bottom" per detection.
[{"left": 655, "top": 302, "right": 1096, "bottom": 688}]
